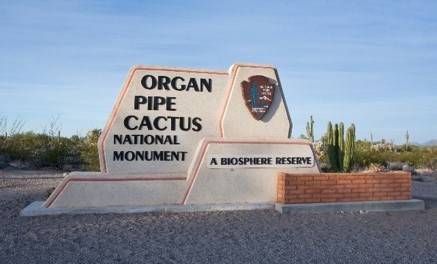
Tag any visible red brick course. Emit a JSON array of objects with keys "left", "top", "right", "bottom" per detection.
[{"left": 277, "top": 172, "right": 411, "bottom": 204}]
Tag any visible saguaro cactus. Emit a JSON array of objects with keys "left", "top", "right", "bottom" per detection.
[
  {"left": 306, "top": 115, "right": 315, "bottom": 142},
  {"left": 405, "top": 130, "right": 409, "bottom": 150}
]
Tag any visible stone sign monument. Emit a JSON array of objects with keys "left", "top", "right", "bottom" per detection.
[{"left": 44, "top": 63, "right": 320, "bottom": 209}]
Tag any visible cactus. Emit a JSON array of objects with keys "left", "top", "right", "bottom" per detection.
[
  {"left": 325, "top": 122, "right": 356, "bottom": 172},
  {"left": 338, "top": 122, "right": 345, "bottom": 171},
  {"left": 326, "top": 122, "right": 337, "bottom": 171},
  {"left": 327, "top": 122, "right": 333, "bottom": 145},
  {"left": 343, "top": 124, "right": 356, "bottom": 172},
  {"left": 405, "top": 130, "right": 409, "bottom": 150},
  {"left": 338, "top": 123, "right": 344, "bottom": 152},
  {"left": 333, "top": 124, "right": 340, "bottom": 170},
  {"left": 306, "top": 115, "right": 314, "bottom": 142}
]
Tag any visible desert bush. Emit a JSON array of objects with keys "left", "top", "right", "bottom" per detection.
[
  {"left": 371, "top": 142, "right": 396, "bottom": 152},
  {"left": 4, "top": 132, "right": 72, "bottom": 169},
  {"left": 80, "top": 129, "right": 101, "bottom": 171},
  {"left": 0, "top": 127, "right": 101, "bottom": 171},
  {"left": 352, "top": 140, "right": 437, "bottom": 170},
  {"left": 353, "top": 141, "right": 386, "bottom": 167}
]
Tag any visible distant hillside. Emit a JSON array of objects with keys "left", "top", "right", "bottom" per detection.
[
  {"left": 411, "top": 140, "right": 437, "bottom": 146},
  {"left": 422, "top": 139, "right": 437, "bottom": 146}
]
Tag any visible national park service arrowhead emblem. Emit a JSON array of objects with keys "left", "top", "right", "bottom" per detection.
[{"left": 241, "top": 75, "right": 275, "bottom": 120}]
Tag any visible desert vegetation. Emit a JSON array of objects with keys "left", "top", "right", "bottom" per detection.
[
  {"left": 1, "top": 114, "right": 436, "bottom": 172},
  {"left": 0, "top": 115, "right": 100, "bottom": 171},
  {"left": 314, "top": 139, "right": 437, "bottom": 172},
  {"left": 305, "top": 116, "right": 437, "bottom": 172}
]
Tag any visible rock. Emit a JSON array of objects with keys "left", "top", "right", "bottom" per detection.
[
  {"left": 387, "top": 162, "right": 404, "bottom": 171},
  {"left": 62, "top": 164, "right": 75, "bottom": 172},
  {"left": 364, "top": 163, "right": 386, "bottom": 173},
  {"left": 0, "top": 154, "right": 10, "bottom": 169},
  {"left": 402, "top": 165, "right": 415, "bottom": 173},
  {"left": 411, "top": 175, "right": 424, "bottom": 182},
  {"left": 8, "top": 160, "right": 30, "bottom": 169},
  {"left": 318, "top": 162, "right": 329, "bottom": 172}
]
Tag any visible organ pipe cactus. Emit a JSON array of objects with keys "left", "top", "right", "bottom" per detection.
[
  {"left": 306, "top": 115, "right": 314, "bottom": 142},
  {"left": 326, "top": 122, "right": 356, "bottom": 172},
  {"left": 327, "top": 122, "right": 333, "bottom": 145},
  {"left": 343, "top": 124, "right": 356, "bottom": 172},
  {"left": 338, "top": 122, "right": 345, "bottom": 171},
  {"left": 333, "top": 123, "right": 340, "bottom": 171},
  {"left": 326, "top": 122, "right": 337, "bottom": 171}
]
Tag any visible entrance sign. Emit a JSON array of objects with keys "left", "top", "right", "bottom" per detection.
[
  {"left": 44, "top": 63, "right": 320, "bottom": 209},
  {"left": 97, "top": 64, "right": 292, "bottom": 175}
]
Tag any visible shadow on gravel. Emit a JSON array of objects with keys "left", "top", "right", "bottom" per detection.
[
  {"left": 423, "top": 199, "right": 437, "bottom": 209},
  {"left": 412, "top": 196, "right": 437, "bottom": 209}
]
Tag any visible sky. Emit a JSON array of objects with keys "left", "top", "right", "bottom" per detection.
[{"left": 0, "top": 0, "right": 436, "bottom": 144}]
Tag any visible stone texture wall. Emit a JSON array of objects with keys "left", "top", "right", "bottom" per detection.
[{"left": 277, "top": 172, "right": 411, "bottom": 204}]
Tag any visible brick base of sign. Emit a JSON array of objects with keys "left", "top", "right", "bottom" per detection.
[{"left": 277, "top": 172, "right": 411, "bottom": 204}]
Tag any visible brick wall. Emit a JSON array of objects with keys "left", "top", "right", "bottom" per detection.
[{"left": 277, "top": 172, "right": 411, "bottom": 204}]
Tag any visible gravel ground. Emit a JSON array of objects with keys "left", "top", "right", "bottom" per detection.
[{"left": 1, "top": 170, "right": 437, "bottom": 264}]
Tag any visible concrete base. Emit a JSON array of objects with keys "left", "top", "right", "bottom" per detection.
[
  {"left": 21, "top": 199, "right": 425, "bottom": 216},
  {"left": 275, "top": 199, "right": 425, "bottom": 214},
  {"left": 20, "top": 201, "right": 273, "bottom": 217}
]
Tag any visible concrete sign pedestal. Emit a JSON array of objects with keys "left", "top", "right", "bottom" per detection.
[{"left": 27, "top": 63, "right": 321, "bottom": 212}]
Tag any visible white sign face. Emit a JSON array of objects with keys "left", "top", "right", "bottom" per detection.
[
  {"left": 98, "top": 64, "right": 292, "bottom": 175},
  {"left": 206, "top": 155, "right": 314, "bottom": 168}
]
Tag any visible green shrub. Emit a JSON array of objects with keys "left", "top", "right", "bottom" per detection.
[
  {"left": 352, "top": 140, "right": 437, "bottom": 169},
  {"left": 0, "top": 128, "right": 101, "bottom": 171},
  {"left": 79, "top": 129, "right": 101, "bottom": 171},
  {"left": 353, "top": 141, "right": 386, "bottom": 167}
]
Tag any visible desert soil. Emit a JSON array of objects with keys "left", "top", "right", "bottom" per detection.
[{"left": 1, "top": 169, "right": 437, "bottom": 264}]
